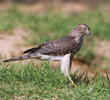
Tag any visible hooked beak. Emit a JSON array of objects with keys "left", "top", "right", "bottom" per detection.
[{"left": 88, "top": 31, "right": 91, "bottom": 35}]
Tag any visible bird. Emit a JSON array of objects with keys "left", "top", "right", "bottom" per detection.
[{"left": 2, "top": 24, "right": 91, "bottom": 87}]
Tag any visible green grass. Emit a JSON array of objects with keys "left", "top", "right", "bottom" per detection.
[
  {"left": 0, "top": 62, "right": 110, "bottom": 100},
  {"left": 0, "top": 9, "right": 110, "bottom": 41}
]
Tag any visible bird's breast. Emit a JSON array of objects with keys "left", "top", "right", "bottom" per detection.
[
  {"left": 71, "top": 37, "right": 83, "bottom": 55},
  {"left": 75, "top": 35, "right": 82, "bottom": 43}
]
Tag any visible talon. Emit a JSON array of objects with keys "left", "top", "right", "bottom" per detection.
[
  {"left": 71, "top": 82, "right": 77, "bottom": 87},
  {"left": 68, "top": 75, "right": 77, "bottom": 87}
]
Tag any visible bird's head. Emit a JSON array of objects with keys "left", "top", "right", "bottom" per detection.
[{"left": 74, "top": 24, "right": 91, "bottom": 36}]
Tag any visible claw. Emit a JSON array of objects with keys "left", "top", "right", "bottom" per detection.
[
  {"left": 71, "top": 82, "right": 77, "bottom": 87},
  {"left": 68, "top": 75, "right": 77, "bottom": 87}
]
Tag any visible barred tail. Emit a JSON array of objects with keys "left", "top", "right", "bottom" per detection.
[{"left": 2, "top": 53, "right": 39, "bottom": 62}]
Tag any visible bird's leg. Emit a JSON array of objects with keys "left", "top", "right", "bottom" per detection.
[
  {"left": 67, "top": 75, "right": 77, "bottom": 87},
  {"left": 67, "top": 55, "right": 77, "bottom": 87},
  {"left": 60, "top": 54, "right": 77, "bottom": 87},
  {"left": 60, "top": 54, "right": 70, "bottom": 76}
]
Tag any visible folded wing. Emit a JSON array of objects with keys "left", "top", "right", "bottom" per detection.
[{"left": 24, "top": 36, "right": 77, "bottom": 55}]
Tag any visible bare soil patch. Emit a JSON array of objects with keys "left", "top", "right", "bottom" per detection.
[
  {"left": 94, "top": 40, "right": 110, "bottom": 58},
  {"left": 0, "top": 1, "right": 12, "bottom": 11},
  {"left": 17, "top": 1, "right": 87, "bottom": 15},
  {"left": 0, "top": 28, "right": 30, "bottom": 59},
  {"left": 0, "top": 1, "right": 87, "bottom": 15}
]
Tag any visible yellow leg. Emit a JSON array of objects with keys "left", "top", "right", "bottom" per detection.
[{"left": 68, "top": 75, "right": 77, "bottom": 87}]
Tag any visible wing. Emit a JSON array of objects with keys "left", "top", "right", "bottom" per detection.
[
  {"left": 24, "top": 42, "right": 47, "bottom": 54},
  {"left": 24, "top": 36, "right": 78, "bottom": 55}
]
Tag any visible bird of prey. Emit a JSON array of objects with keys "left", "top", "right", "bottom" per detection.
[{"left": 3, "top": 24, "right": 91, "bottom": 86}]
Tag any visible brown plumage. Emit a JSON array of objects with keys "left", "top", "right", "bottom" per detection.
[
  {"left": 24, "top": 36, "right": 78, "bottom": 55},
  {"left": 3, "top": 24, "right": 91, "bottom": 62}
]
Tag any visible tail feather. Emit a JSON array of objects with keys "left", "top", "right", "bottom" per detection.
[
  {"left": 2, "top": 53, "right": 39, "bottom": 62},
  {"left": 2, "top": 55, "right": 29, "bottom": 62}
]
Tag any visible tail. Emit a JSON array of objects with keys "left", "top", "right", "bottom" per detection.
[{"left": 2, "top": 53, "right": 39, "bottom": 62}]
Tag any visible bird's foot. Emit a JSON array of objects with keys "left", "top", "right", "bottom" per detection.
[
  {"left": 68, "top": 75, "right": 77, "bottom": 87},
  {"left": 71, "top": 81, "right": 78, "bottom": 87}
]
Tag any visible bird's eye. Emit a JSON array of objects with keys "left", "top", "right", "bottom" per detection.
[{"left": 84, "top": 27, "right": 87, "bottom": 30}]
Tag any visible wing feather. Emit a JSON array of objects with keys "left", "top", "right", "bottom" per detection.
[
  {"left": 24, "top": 36, "right": 78, "bottom": 55},
  {"left": 23, "top": 42, "right": 47, "bottom": 54}
]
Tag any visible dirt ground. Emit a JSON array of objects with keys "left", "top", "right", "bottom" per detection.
[
  {"left": 0, "top": 1, "right": 87, "bottom": 14},
  {"left": 0, "top": 28, "right": 31, "bottom": 58}
]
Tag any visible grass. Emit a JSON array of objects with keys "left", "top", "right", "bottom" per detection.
[{"left": 0, "top": 62, "right": 110, "bottom": 100}]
